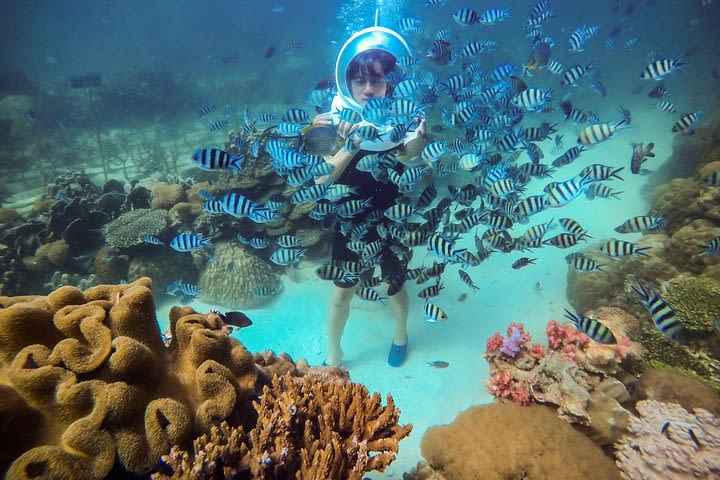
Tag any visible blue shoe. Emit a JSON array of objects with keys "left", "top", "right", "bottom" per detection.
[{"left": 388, "top": 338, "right": 408, "bottom": 367}]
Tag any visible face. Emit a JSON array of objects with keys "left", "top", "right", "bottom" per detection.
[{"left": 350, "top": 61, "right": 388, "bottom": 107}]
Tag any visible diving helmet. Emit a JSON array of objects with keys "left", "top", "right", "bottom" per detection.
[{"left": 334, "top": 25, "right": 413, "bottom": 114}]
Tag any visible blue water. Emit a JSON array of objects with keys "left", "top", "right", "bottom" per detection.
[{"left": 3, "top": 0, "right": 720, "bottom": 477}]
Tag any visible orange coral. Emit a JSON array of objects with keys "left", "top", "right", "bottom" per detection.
[{"left": 0, "top": 278, "right": 259, "bottom": 478}]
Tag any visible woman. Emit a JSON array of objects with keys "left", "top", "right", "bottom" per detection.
[{"left": 314, "top": 36, "right": 429, "bottom": 367}]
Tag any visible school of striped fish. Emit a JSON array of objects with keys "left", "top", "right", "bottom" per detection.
[{"left": 149, "top": 0, "right": 717, "bottom": 345}]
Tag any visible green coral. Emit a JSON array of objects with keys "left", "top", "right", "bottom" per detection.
[
  {"left": 103, "top": 208, "right": 168, "bottom": 249},
  {"left": 663, "top": 276, "right": 720, "bottom": 334},
  {"left": 632, "top": 325, "right": 720, "bottom": 393}
]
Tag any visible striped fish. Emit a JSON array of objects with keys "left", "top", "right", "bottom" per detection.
[
  {"left": 672, "top": 111, "right": 702, "bottom": 134},
  {"left": 418, "top": 280, "right": 444, "bottom": 299},
  {"left": 421, "top": 141, "right": 447, "bottom": 162},
  {"left": 220, "top": 192, "right": 257, "bottom": 217},
  {"left": 561, "top": 61, "right": 593, "bottom": 86},
  {"left": 699, "top": 236, "right": 720, "bottom": 255},
  {"left": 276, "top": 235, "right": 303, "bottom": 248},
  {"left": 511, "top": 87, "right": 552, "bottom": 111},
  {"left": 558, "top": 218, "right": 589, "bottom": 237},
  {"left": 453, "top": 7, "right": 480, "bottom": 26},
  {"left": 209, "top": 119, "right": 230, "bottom": 132},
  {"left": 282, "top": 108, "right": 310, "bottom": 124},
  {"left": 599, "top": 240, "right": 650, "bottom": 258},
  {"left": 479, "top": 7, "right": 510, "bottom": 25},
  {"left": 615, "top": 215, "right": 667, "bottom": 233},
  {"left": 355, "top": 287, "right": 386, "bottom": 304},
  {"left": 656, "top": 101, "right": 677, "bottom": 114},
  {"left": 641, "top": 54, "right": 686, "bottom": 80},
  {"left": 269, "top": 248, "right": 307, "bottom": 266},
  {"left": 543, "top": 233, "right": 583, "bottom": 248},
  {"left": 580, "top": 164, "right": 624, "bottom": 182},
  {"left": 632, "top": 282, "right": 686, "bottom": 343},
  {"left": 578, "top": 120, "right": 629, "bottom": 145},
  {"left": 552, "top": 145, "right": 585, "bottom": 167},
  {"left": 169, "top": 233, "right": 211, "bottom": 252},
  {"left": 564, "top": 309, "right": 617, "bottom": 344},
  {"left": 199, "top": 104, "right": 216, "bottom": 117},
  {"left": 458, "top": 270, "right": 479, "bottom": 291},
  {"left": 423, "top": 301, "right": 448, "bottom": 322},
  {"left": 315, "top": 264, "right": 357, "bottom": 283},
  {"left": 547, "top": 60, "right": 564, "bottom": 75},
  {"left": 192, "top": 148, "right": 244, "bottom": 174},
  {"left": 143, "top": 234, "right": 164, "bottom": 246},
  {"left": 565, "top": 252, "right": 606, "bottom": 272},
  {"left": 545, "top": 172, "right": 591, "bottom": 208},
  {"left": 254, "top": 284, "right": 280, "bottom": 297},
  {"left": 585, "top": 183, "right": 623, "bottom": 200}
]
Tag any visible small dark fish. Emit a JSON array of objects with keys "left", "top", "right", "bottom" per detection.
[
  {"left": 457, "top": 292, "right": 468, "bottom": 302},
  {"left": 427, "top": 360, "right": 449, "bottom": 369},
  {"left": 265, "top": 46, "right": 276, "bottom": 59},
  {"left": 661, "top": 421, "right": 670, "bottom": 435},
  {"left": 212, "top": 309, "right": 253, "bottom": 329},
  {"left": 512, "top": 257, "right": 537, "bottom": 269},
  {"left": 525, "top": 38, "right": 552, "bottom": 72},
  {"left": 227, "top": 261, "right": 235, "bottom": 272},
  {"left": 27, "top": 110, "right": 37, "bottom": 119},
  {"left": 712, "top": 65, "right": 719, "bottom": 79},
  {"left": 688, "top": 428, "right": 701, "bottom": 448}
]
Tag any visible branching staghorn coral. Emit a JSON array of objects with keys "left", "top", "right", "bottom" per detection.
[{"left": 153, "top": 372, "right": 412, "bottom": 480}]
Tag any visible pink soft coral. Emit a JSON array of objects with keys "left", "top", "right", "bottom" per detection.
[
  {"left": 488, "top": 370, "right": 514, "bottom": 397},
  {"left": 486, "top": 333, "right": 505, "bottom": 353},
  {"left": 530, "top": 343, "right": 547, "bottom": 359},
  {"left": 546, "top": 319, "right": 589, "bottom": 352}
]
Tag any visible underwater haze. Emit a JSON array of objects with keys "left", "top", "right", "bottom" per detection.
[{"left": 1, "top": 0, "right": 720, "bottom": 479}]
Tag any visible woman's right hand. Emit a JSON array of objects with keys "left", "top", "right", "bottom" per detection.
[
  {"left": 313, "top": 112, "right": 333, "bottom": 125},
  {"left": 312, "top": 112, "right": 358, "bottom": 140}
]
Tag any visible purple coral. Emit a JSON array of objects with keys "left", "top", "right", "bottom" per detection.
[{"left": 501, "top": 326, "right": 525, "bottom": 358}]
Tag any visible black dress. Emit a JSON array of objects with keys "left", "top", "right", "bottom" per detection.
[{"left": 328, "top": 148, "right": 408, "bottom": 293}]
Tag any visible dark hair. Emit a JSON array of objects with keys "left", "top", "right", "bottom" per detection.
[{"left": 346, "top": 48, "right": 397, "bottom": 92}]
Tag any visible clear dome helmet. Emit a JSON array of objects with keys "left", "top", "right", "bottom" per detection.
[{"left": 334, "top": 21, "right": 413, "bottom": 117}]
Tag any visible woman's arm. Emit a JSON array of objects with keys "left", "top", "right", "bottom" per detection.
[{"left": 315, "top": 148, "right": 357, "bottom": 184}]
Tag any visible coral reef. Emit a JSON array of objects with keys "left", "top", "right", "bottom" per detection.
[
  {"left": 128, "top": 249, "right": 199, "bottom": 295},
  {"left": 154, "top": 373, "right": 411, "bottom": 480},
  {"left": 484, "top": 311, "right": 642, "bottom": 444},
  {"left": 197, "top": 241, "right": 280, "bottom": 309},
  {"left": 103, "top": 208, "right": 168, "bottom": 249},
  {"left": 24, "top": 239, "right": 70, "bottom": 273},
  {"left": 419, "top": 403, "right": 621, "bottom": 480},
  {"left": 614, "top": 400, "right": 720, "bottom": 479},
  {"left": 43, "top": 270, "right": 100, "bottom": 292},
  {"left": 635, "top": 368, "right": 720, "bottom": 416},
  {"left": 152, "top": 182, "right": 187, "bottom": 210},
  {"left": 0, "top": 278, "right": 256, "bottom": 477},
  {"left": 662, "top": 275, "right": 720, "bottom": 335},
  {"left": 0, "top": 278, "right": 408, "bottom": 478}
]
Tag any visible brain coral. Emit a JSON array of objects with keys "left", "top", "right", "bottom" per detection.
[
  {"left": 198, "top": 241, "right": 280, "bottom": 309},
  {"left": 420, "top": 403, "right": 621, "bottom": 480},
  {"left": 103, "top": 208, "right": 168, "bottom": 249},
  {"left": 0, "top": 278, "right": 259, "bottom": 478}
]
